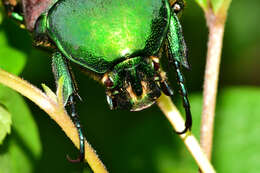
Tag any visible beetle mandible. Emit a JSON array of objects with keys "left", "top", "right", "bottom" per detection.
[{"left": 3, "top": 0, "right": 192, "bottom": 162}]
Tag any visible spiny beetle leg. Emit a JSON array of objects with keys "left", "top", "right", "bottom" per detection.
[
  {"left": 167, "top": 9, "right": 192, "bottom": 134},
  {"left": 52, "top": 52, "right": 76, "bottom": 105},
  {"left": 173, "top": 60, "right": 192, "bottom": 134},
  {"left": 52, "top": 52, "right": 85, "bottom": 162},
  {"left": 167, "top": 48, "right": 192, "bottom": 134}
]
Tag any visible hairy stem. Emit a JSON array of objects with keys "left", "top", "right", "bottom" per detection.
[
  {"left": 200, "top": 9, "right": 226, "bottom": 160},
  {"left": 157, "top": 94, "right": 216, "bottom": 173},
  {"left": 0, "top": 68, "right": 108, "bottom": 173}
]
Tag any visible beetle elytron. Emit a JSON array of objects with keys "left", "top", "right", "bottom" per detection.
[{"left": 3, "top": 0, "right": 192, "bottom": 162}]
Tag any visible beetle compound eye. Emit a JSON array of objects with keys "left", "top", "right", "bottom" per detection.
[
  {"left": 102, "top": 74, "right": 114, "bottom": 88},
  {"left": 151, "top": 56, "right": 160, "bottom": 71},
  {"left": 153, "top": 61, "right": 160, "bottom": 71},
  {"left": 173, "top": 3, "right": 181, "bottom": 13},
  {"left": 105, "top": 78, "right": 114, "bottom": 88}
]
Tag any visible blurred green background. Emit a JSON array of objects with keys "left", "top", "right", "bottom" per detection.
[{"left": 0, "top": 0, "right": 260, "bottom": 172}]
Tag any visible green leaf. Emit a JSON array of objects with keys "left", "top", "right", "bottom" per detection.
[
  {"left": 0, "top": 105, "right": 12, "bottom": 144},
  {"left": 0, "top": 86, "right": 42, "bottom": 173},
  {"left": 194, "top": 0, "right": 208, "bottom": 11},
  {"left": 211, "top": 0, "right": 232, "bottom": 14},
  {"left": 213, "top": 87, "right": 260, "bottom": 172},
  {"left": 0, "top": 30, "right": 26, "bottom": 75},
  {"left": 0, "top": 21, "right": 40, "bottom": 172}
]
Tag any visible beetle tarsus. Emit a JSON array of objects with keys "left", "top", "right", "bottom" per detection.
[
  {"left": 67, "top": 95, "right": 85, "bottom": 163},
  {"left": 175, "top": 107, "right": 192, "bottom": 134},
  {"left": 172, "top": 60, "right": 192, "bottom": 134},
  {"left": 66, "top": 154, "right": 84, "bottom": 163}
]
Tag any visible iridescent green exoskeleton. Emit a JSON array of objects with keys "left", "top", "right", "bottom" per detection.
[{"left": 3, "top": 0, "right": 191, "bottom": 162}]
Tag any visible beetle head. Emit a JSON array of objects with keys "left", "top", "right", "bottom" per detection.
[{"left": 102, "top": 56, "right": 173, "bottom": 111}]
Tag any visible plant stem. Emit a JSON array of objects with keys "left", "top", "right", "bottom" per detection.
[
  {"left": 0, "top": 68, "right": 108, "bottom": 173},
  {"left": 157, "top": 94, "right": 216, "bottom": 173},
  {"left": 200, "top": 9, "right": 226, "bottom": 160}
]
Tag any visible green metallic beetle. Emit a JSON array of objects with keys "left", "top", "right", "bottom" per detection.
[{"left": 3, "top": 0, "right": 192, "bottom": 162}]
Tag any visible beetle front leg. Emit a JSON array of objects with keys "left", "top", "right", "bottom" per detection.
[
  {"left": 52, "top": 52, "right": 85, "bottom": 162},
  {"left": 167, "top": 10, "right": 192, "bottom": 134}
]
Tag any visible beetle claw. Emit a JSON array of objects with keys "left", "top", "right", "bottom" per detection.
[
  {"left": 66, "top": 154, "right": 84, "bottom": 163},
  {"left": 175, "top": 126, "right": 189, "bottom": 134}
]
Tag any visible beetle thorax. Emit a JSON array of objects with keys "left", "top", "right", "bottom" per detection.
[{"left": 45, "top": 0, "right": 171, "bottom": 73}]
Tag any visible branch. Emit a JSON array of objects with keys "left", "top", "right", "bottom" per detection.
[
  {"left": 157, "top": 94, "right": 216, "bottom": 173},
  {"left": 0, "top": 68, "right": 108, "bottom": 173},
  {"left": 200, "top": 8, "right": 227, "bottom": 160}
]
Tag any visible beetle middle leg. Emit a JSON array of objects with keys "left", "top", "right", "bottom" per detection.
[{"left": 52, "top": 52, "right": 85, "bottom": 162}]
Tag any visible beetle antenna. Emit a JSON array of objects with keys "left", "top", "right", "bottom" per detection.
[{"left": 67, "top": 95, "right": 85, "bottom": 162}]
